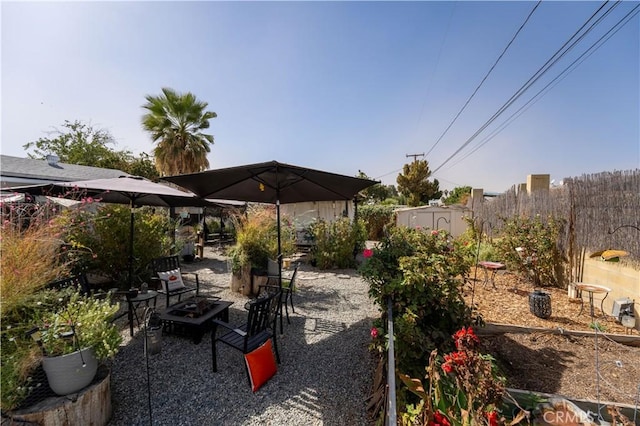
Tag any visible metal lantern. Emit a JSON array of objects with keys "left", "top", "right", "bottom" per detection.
[
  {"left": 144, "top": 311, "right": 163, "bottom": 356},
  {"left": 529, "top": 290, "right": 552, "bottom": 319}
]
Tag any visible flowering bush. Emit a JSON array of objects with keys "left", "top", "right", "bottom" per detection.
[
  {"left": 399, "top": 327, "right": 507, "bottom": 426},
  {"left": 360, "top": 226, "right": 478, "bottom": 388},
  {"left": 38, "top": 291, "right": 122, "bottom": 360},
  {"left": 494, "top": 215, "right": 566, "bottom": 287}
]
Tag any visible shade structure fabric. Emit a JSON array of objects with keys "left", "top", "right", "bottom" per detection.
[
  {"left": 7, "top": 175, "right": 206, "bottom": 208},
  {"left": 8, "top": 176, "right": 208, "bottom": 287},
  {"left": 162, "top": 161, "right": 378, "bottom": 205},
  {"left": 163, "top": 161, "right": 379, "bottom": 287}
]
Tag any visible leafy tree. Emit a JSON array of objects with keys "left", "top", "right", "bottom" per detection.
[
  {"left": 25, "top": 120, "right": 121, "bottom": 168},
  {"left": 443, "top": 185, "right": 472, "bottom": 205},
  {"left": 128, "top": 152, "right": 160, "bottom": 180},
  {"left": 23, "top": 120, "right": 159, "bottom": 180},
  {"left": 141, "top": 87, "right": 217, "bottom": 176},
  {"left": 356, "top": 170, "right": 397, "bottom": 203},
  {"left": 396, "top": 159, "right": 442, "bottom": 206}
]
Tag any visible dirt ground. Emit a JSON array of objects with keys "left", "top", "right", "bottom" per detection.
[{"left": 464, "top": 267, "right": 640, "bottom": 406}]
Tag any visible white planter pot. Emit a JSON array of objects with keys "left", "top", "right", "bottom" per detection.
[
  {"left": 568, "top": 282, "right": 577, "bottom": 299},
  {"left": 42, "top": 347, "right": 98, "bottom": 396}
]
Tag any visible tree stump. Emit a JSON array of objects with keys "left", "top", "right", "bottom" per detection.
[
  {"left": 230, "top": 265, "right": 269, "bottom": 296},
  {"left": 6, "top": 366, "right": 111, "bottom": 426},
  {"left": 230, "top": 265, "right": 252, "bottom": 295}
]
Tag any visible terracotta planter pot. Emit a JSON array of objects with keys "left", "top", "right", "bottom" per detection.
[{"left": 42, "top": 347, "right": 98, "bottom": 396}]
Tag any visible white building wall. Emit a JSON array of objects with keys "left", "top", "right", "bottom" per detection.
[
  {"left": 280, "top": 200, "right": 354, "bottom": 229},
  {"left": 280, "top": 200, "right": 355, "bottom": 246}
]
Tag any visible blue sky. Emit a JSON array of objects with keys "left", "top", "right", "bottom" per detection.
[{"left": 2, "top": 1, "right": 638, "bottom": 192}]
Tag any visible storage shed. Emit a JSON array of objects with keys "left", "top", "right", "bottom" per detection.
[{"left": 395, "top": 205, "right": 470, "bottom": 238}]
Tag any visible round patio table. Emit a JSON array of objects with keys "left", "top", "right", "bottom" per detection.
[
  {"left": 573, "top": 283, "right": 611, "bottom": 318},
  {"left": 477, "top": 261, "right": 505, "bottom": 288},
  {"left": 125, "top": 290, "right": 158, "bottom": 336}
]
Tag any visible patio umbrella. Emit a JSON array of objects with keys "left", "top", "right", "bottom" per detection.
[
  {"left": 162, "top": 160, "right": 379, "bottom": 281},
  {"left": 8, "top": 176, "right": 207, "bottom": 287}
]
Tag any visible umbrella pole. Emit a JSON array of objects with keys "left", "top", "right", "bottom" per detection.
[
  {"left": 276, "top": 199, "right": 282, "bottom": 286},
  {"left": 276, "top": 198, "right": 285, "bottom": 334},
  {"left": 129, "top": 202, "right": 135, "bottom": 289}
]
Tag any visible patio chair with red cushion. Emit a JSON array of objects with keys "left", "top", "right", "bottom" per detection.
[{"left": 211, "top": 289, "right": 281, "bottom": 388}]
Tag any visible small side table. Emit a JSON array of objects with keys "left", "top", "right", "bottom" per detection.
[
  {"left": 478, "top": 261, "right": 505, "bottom": 288},
  {"left": 574, "top": 283, "right": 611, "bottom": 318},
  {"left": 126, "top": 290, "right": 158, "bottom": 336}
]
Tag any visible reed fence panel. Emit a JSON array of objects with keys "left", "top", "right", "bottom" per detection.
[{"left": 473, "top": 170, "right": 640, "bottom": 269}]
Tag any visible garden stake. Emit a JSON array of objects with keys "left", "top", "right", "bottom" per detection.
[
  {"left": 143, "top": 307, "right": 155, "bottom": 426},
  {"left": 470, "top": 220, "right": 483, "bottom": 308}
]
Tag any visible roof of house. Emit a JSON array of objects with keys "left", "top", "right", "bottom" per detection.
[{"left": 1, "top": 155, "right": 130, "bottom": 189}]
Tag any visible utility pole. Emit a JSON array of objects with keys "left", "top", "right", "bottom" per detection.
[{"left": 406, "top": 153, "right": 424, "bottom": 162}]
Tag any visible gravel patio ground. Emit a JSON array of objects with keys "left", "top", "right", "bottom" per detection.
[{"left": 108, "top": 246, "right": 379, "bottom": 426}]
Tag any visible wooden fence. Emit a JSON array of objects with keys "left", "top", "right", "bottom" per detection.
[{"left": 472, "top": 170, "right": 640, "bottom": 274}]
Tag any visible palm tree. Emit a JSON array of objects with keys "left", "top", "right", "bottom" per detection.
[{"left": 142, "top": 88, "right": 217, "bottom": 176}]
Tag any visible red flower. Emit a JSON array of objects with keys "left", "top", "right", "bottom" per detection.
[
  {"left": 486, "top": 410, "right": 499, "bottom": 426},
  {"left": 370, "top": 327, "right": 378, "bottom": 339},
  {"left": 363, "top": 249, "right": 374, "bottom": 258},
  {"left": 431, "top": 230, "right": 438, "bottom": 236},
  {"left": 453, "top": 326, "right": 480, "bottom": 350},
  {"left": 450, "top": 350, "right": 467, "bottom": 365},
  {"left": 428, "top": 411, "right": 451, "bottom": 426},
  {"left": 441, "top": 362, "right": 453, "bottom": 374}
]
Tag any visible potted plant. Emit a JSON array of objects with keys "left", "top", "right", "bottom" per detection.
[
  {"left": 1, "top": 200, "right": 73, "bottom": 411},
  {"left": 227, "top": 206, "right": 295, "bottom": 295},
  {"left": 35, "top": 290, "right": 122, "bottom": 395},
  {"left": 0, "top": 198, "right": 122, "bottom": 412}
]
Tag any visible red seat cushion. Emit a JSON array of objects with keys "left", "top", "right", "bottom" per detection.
[{"left": 244, "top": 339, "right": 277, "bottom": 392}]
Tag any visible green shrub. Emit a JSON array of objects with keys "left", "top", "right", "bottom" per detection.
[
  {"left": 360, "top": 227, "right": 477, "bottom": 385},
  {"left": 358, "top": 204, "right": 397, "bottom": 240},
  {"left": 54, "top": 204, "right": 173, "bottom": 287},
  {"left": 494, "top": 215, "right": 566, "bottom": 287},
  {"left": 308, "top": 217, "right": 366, "bottom": 269},
  {"left": 227, "top": 206, "right": 295, "bottom": 274},
  {"left": 477, "top": 241, "right": 500, "bottom": 262}
]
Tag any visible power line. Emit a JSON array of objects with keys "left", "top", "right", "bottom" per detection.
[
  {"left": 424, "top": 0, "right": 542, "bottom": 158},
  {"left": 431, "top": 0, "right": 621, "bottom": 175},
  {"left": 374, "top": 168, "right": 402, "bottom": 181},
  {"left": 412, "top": 2, "right": 457, "bottom": 140},
  {"left": 446, "top": 2, "right": 640, "bottom": 169}
]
